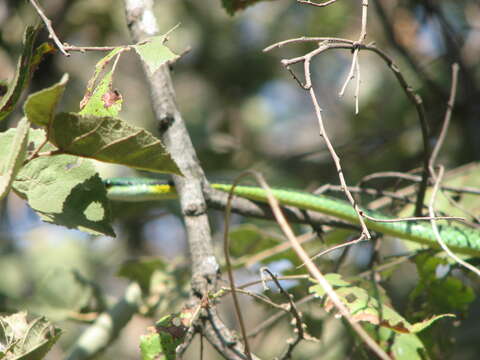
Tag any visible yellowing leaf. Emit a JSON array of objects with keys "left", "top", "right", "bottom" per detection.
[{"left": 309, "top": 273, "right": 453, "bottom": 334}]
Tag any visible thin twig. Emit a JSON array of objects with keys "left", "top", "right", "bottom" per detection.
[
  {"left": 63, "top": 45, "right": 123, "bottom": 52},
  {"left": 234, "top": 232, "right": 317, "bottom": 269},
  {"left": 263, "top": 37, "right": 353, "bottom": 52},
  {"left": 303, "top": 236, "right": 368, "bottom": 266},
  {"left": 270, "top": 39, "right": 434, "bottom": 235},
  {"left": 429, "top": 63, "right": 459, "bottom": 175},
  {"left": 29, "top": 0, "right": 70, "bottom": 56},
  {"left": 359, "top": 170, "right": 480, "bottom": 196},
  {"left": 262, "top": 268, "right": 305, "bottom": 360},
  {"left": 297, "top": 0, "right": 339, "bottom": 7},
  {"left": 360, "top": 212, "right": 463, "bottom": 224},
  {"left": 428, "top": 167, "right": 480, "bottom": 276},
  {"left": 308, "top": 84, "right": 371, "bottom": 240},
  {"left": 223, "top": 173, "right": 256, "bottom": 360},
  {"left": 249, "top": 172, "right": 391, "bottom": 360}
]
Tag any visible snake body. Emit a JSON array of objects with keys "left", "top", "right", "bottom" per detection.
[{"left": 104, "top": 178, "right": 480, "bottom": 256}]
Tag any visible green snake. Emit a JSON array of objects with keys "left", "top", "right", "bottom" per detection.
[{"left": 104, "top": 178, "right": 480, "bottom": 256}]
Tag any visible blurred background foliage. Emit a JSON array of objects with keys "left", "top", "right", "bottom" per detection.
[{"left": 0, "top": 0, "right": 480, "bottom": 359}]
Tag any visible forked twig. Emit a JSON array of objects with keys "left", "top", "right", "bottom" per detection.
[
  {"left": 29, "top": 0, "right": 69, "bottom": 56},
  {"left": 247, "top": 171, "right": 391, "bottom": 360}
]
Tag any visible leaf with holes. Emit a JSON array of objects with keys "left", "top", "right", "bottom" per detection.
[
  {"left": 0, "top": 128, "right": 114, "bottom": 236},
  {"left": 79, "top": 70, "right": 122, "bottom": 117},
  {"left": 309, "top": 273, "right": 454, "bottom": 333}
]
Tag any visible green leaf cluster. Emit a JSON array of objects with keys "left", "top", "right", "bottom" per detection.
[{"left": 0, "top": 26, "right": 182, "bottom": 236}]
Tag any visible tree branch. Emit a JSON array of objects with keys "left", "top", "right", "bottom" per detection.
[
  {"left": 66, "top": 283, "right": 142, "bottom": 360},
  {"left": 123, "top": 1, "right": 257, "bottom": 358}
]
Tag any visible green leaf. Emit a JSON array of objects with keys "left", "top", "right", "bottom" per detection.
[
  {"left": 79, "top": 70, "right": 122, "bottom": 117},
  {"left": 24, "top": 74, "right": 69, "bottom": 127},
  {"left": 30, "top": 268, "right": 93, "bottom": 321},
  {"left": 0, "top": 128, "right": 114, "bottom": 236},
  {"left": 80, "top": 47, "right": 126, "bottom": 110},
  {"left": 309, "top": 273, "right": 453, "bottom": 334},
  {"left": 0, "top": 26, "right": 45, "bottom": 122},
  {"left": 409, "top": 253, "right": 475, "bottom": 316},
  {"left": 0, "top": 312, "right": 62, "bottom": 360},
  {"left": 79, "top": 47, "right": 126, "bottom": 117},
  {"left": 140, "top": 332, "right": 163, "bottom": 360},
  {"left": 229, "top": 224, "right": 281, "bottom": 258},
  {"left": 140, "top": 313, "right": 191, "bottom": 360},
  {"left": 48, "top": 113, "right": 181, "bottom": 174},
  {"left": 0, "top": 117, "right": 29, "bottom": 200},
  {"left": 134, "top": 32, "right": 179, "bottom": 75},
  {"left": 117, "top": 258, "right": 167, "bottom": 293},
  {"left": 375, "top": 326, "right": 428, "bottom": 360},
  {"left": 17, "top": 155, "right": 114, "bottom": 236}
]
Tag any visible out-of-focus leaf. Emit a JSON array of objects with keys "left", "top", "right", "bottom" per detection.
[
  {"left": 221, "top": 0, "right": 274, "bottom": 15},
  {"left": 134, "top": 32, "right": 179, "bottom": 75},
  {"left": 0, "top": 128, "right": 114, "bottom": 236},
  {"left": 0, "top": 312, "right": 62, "bottom": 359},
  {"left": 24, "top": 74, "right": 69, "bottom": 127},
  {"left": 309, "top": 273, "right": 454, "bottom": 334},
  {"left": 48, "top": 113, "right": 181, "bottom": 175},
  {"left": 0, "top": 118, "right": 29, "bottom": 200},
  {"left": 229, "top": 224, "right": 281, "bottom": 258},
  {"left": 118, "top": 258, "right": 167, "bottom": 293},
  {"left": 375, "top": 326, "right": 428, "bottom": 360},
  {"left": 30, "top": 268, "right": 93, "bottom": 321},
  {"left": 398, "top": 163, "right": 480, "bottom": 254},
  {"left": 140, "top": 312, "right": 193, "bottom": 360},
  {"left": 0, "top": 26, "right": 46, "bottom": 122},
  {"left": 409, "top": 253, "right": 475, "bottom": 316},
  {"left": 140, "top": 331, "right": 163, "bottom": 360}
]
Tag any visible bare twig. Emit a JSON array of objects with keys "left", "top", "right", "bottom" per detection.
[
  {"left": 429, "top": 63, "right": 459, "bottom": 175},
  {"left": 360, "top": 212, "right": 463, "bottom": 224},
  {"left": 234, "top": 232, "right": 317, "bottom": 269},
  {"left": 223, "top": 173, "right": 255, "bottom": 360},
  {"left": 124, "top": 1, "right": 256, "bottom": 359},
  {"left": 308, "top": 83, "right": 371, "bottom": 240},
  {"left": 359, "top": 170, "right": 480, "bottom": 197},
  {"left": 248, "top": 172, "right": 391, "bottom": 360},
  {"left": 66, "top": 283, "right": 142, "bottom": 360},
  {"left": 339, "top": 0, "right": 368, "bottom": 113},
  {"left": 304, "top": 236, "right": 368, "bottom": 265},
  {"left": 262, "top": 268, "right": 306, "bottom": 360},
  {"left": 297, "top": 0, "right": 339, "bottom": 7},
  {"left": 428, "top": 167, "right": 480, "bottom": 276},
  {"left": 29, "top": 0, "right": 70, "bottom": 56},
  {"left": 268, "top": 38, "right": 433, "bottom": 236},
  {"left": 263, "top": 37, "right": 353, "bottom": 52}
]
